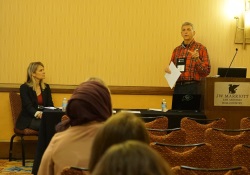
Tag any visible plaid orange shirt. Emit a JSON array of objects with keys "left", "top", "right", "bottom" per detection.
[{"left": 170, "top": 39, "right": 211, "bottom": 82}]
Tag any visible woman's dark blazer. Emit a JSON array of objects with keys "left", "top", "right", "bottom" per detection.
[{"left": 15, "top": 83, "right": 54, "bottom": 130}]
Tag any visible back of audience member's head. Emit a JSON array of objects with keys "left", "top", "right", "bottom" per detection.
[
  {"left": 56, "top": 80, "right": 112, "bottom": 132},
  {"left": 89, "top": 112, "right": 150, "bottom": 172},
  {"left": 84, "top": 77, "right": 107, "bottom": 86},
  {"left": 91, "top": 140, "right": 173, "bottom": 175}
]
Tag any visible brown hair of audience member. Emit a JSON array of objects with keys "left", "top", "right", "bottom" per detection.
[
  {"left": 89, "top": 112, "right": 150, "bottom": 172},
  {"left": 56, "top": 80, "right": 112, "bottom": 132},
  {"left": 91, "top": 140, "right": 173, "bottom": 175}
]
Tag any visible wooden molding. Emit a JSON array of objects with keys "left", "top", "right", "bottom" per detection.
[{"left": 0, "top": 83, "right": 173, "bottom": 95}]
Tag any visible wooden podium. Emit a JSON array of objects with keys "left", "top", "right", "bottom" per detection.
[{"left": 201, "top": 77, "right": 250, "bottom": 129}]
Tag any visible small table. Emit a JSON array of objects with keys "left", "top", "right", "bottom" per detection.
[{"left": 32, "top": 109, "right": 64, "bottom": 175}]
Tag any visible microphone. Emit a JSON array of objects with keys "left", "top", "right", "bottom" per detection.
[{"left": 225, "top": 48, "right": 238, "bottom": 77}]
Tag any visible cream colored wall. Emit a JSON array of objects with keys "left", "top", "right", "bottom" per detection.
[
  {"left": 0, "top": 0, "right": 249, "bottom": 87},
  {"left": 0, "top": 92, "right": 171, "bottom": 141}
]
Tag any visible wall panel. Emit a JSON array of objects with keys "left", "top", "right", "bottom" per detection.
[{"left": 0, "top": 0, "right": 249, "bottom": 86}]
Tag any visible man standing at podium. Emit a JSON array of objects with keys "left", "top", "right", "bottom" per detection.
[{"left": 165, "top": 22, "right": 211, "bottom": 94}]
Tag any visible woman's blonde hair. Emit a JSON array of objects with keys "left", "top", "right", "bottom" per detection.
[
  {"left": 89, "top": 112, "right": 150, "bottom": 172},
  {"left": 92, "top": 140, "right": 173, "bottom": 175},
  {"left": 26, "top": 62, "right": 45, "bottom": 90}
]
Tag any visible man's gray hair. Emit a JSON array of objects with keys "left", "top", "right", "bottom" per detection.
[{"left": 181, "top": 22, "right": 195, "bottom": 31}]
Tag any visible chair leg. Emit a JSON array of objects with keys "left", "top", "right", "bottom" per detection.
[
  {"left": 20, "top": 136, "right": 25, "bottom": 166},
  {"left": 9, "top": 134, "right": 16, "bottom": 161}
]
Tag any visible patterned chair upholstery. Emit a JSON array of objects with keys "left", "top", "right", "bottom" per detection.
[
  {"left": 145, "top": 116, "right": 168, "bottom": 136},
  {"left": 9, "top": 92, "right": 39, "bottom": 166},
  {"left": 148, "top": 128, "right": 186, "bottom": 150},
  {"left": 205, "top": 128, "right": 250, "bottom": 169},
  {"left": 61, "top": 167, "right": 87, "bottom": 175},
  {"left": 172, "top": 165, "right": 249, "bottom": 175},
  {"left": 181, "top": 117, "right": 227, "bottom": 144},
  {"left": 61, "top": 115, "right": 70, "bottom": 121},
  {"left": 171, "top": 166, "right": 198, "bottom": 175},
  {"left": 240, "top": 117, "right": 250, "bottom": 129},
  {"left": 223, "top": 166, "right": 249, "bottom": 175},
  {"left": 150, "top": 142, "right": 212, "bottom": 168},
  {"left": 232, "top": 144, "right": 250, "bottom": 172}
]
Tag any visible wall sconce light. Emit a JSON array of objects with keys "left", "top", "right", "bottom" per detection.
[
  {"left": 234, "top": 0, "right": 250, "bottom": 48},
  {"left": 246, "top": 0, "right": 250, "bottom": 10}
]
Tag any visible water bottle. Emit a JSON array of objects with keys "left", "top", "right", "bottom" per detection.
[
  {"left": 62, "top": 98, "right": 68, "bottom": 112},
  {"left": 161, "top": 99, "right": 167, "bottom": 112}
]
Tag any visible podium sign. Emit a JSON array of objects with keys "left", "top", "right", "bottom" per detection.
[{"left": 214, "top": 82, "right": 250, "bottom": 106}]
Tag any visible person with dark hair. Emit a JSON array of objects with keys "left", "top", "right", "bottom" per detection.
[
  {"left": 165, "top": 22, "right": 211, "bottom": 95},
  {"left": 38, "top": 80, "right": 112, "bottom": 175},
  {"left": 88, "top": 112, "right": 150, "bottom": 173},
  {"left": 16, "top": 62, "right": 54, "bottom": 131},
  {"left": 91, "top": 140, "right": 173, "bottom": 175}
]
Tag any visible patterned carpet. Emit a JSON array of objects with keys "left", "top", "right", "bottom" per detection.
[{"left": 0, "top": 160, "right": 32, "bottom": 175}]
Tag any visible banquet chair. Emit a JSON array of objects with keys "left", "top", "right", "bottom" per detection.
[
  {"left": 144, "top": 116, "right": 168, "bottom": 136},
  {"left": 61, "top": 115, "right": 69, "bottom": 121},
  {"left": 181, "top": 117, "right": 226, "bottom": 144},
  {"left": 150, "top": 142, "right": 212, "bottom": 168},
  {"left": 232, "top": 144, "right": 250, "bottom": 172},
  {"left": 61, "top": 167, "right": 88, "bottom": 175},
  {"left": 205, "top": 128, "right": 250, "bottom": 169},
  {"left": 240, "top": 117, "right": 250, "bottom": 129},
  {"left": 147, "top": 128, "right": 186, "bottom": 149},
  {"left": 172, "top": 165, "right": 249, "bottom": 175},
  {"left": 171, "top": 166, "right": 198, "bottom": 175},
  {"left": 224, "top": 167, "right": 250, "bottom": 175},
  {"left": 9, "top": 92, "right": 39, "bottom": 166}
]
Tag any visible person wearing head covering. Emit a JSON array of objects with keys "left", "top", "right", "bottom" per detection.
[
  {"left": 16, "top": 62, "right": 54, "bottom": 131},
  {"left": 37, "top": 80, "right": 112, "bottom": 175}
]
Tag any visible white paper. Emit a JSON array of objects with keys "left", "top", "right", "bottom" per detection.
[
  {"left": 164, "top": 61, "right": 181, "bottom": 89},
  {"left": 148, "top": 108, "right": 162, "bottom": 112},
  {"left": 44, "top": 107, "right": 58, "bottom": 110},
  {"left": 120, "top": 110, "right": 141, "bottom": 114}
]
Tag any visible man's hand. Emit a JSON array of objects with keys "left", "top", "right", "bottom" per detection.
[
  {"left": 188, "top": 49, "right": 199, "bottom": 60},
  {"left": 165, "top": 66, "right": 171, "bottom": 74},
  {"left": 35, "top": 111, "right": 43, "bottom": 119}
]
